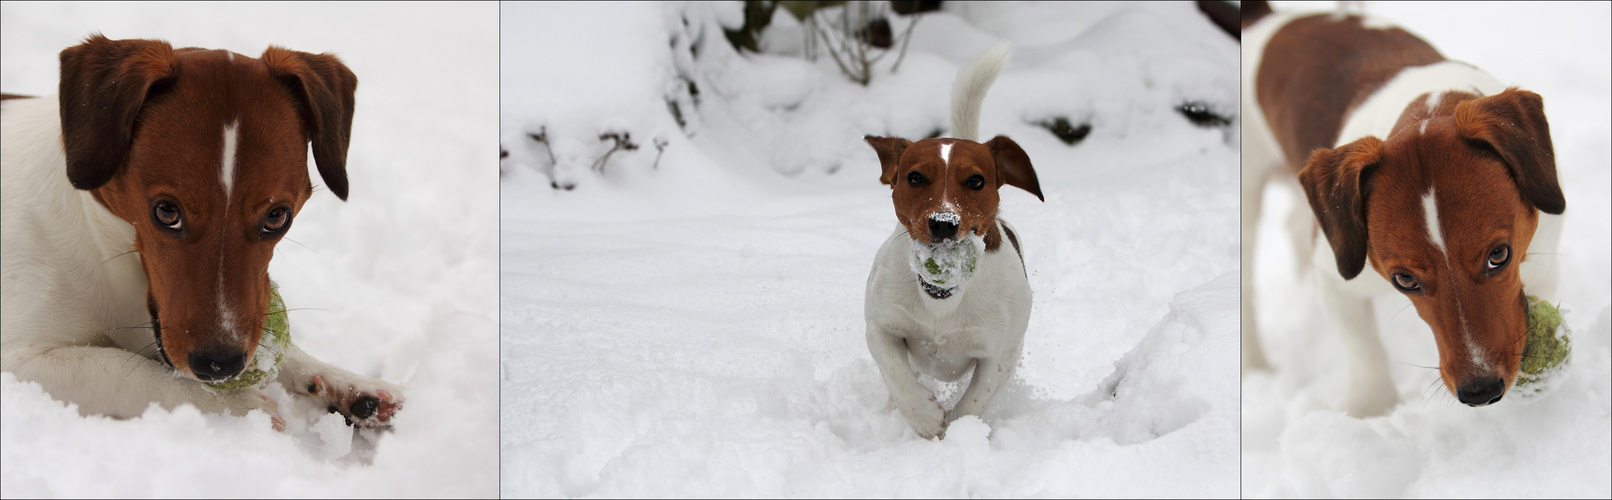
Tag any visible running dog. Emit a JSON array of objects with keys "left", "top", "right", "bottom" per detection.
[{"left": 863, "top": 43, "right": 1043, "bottom": 439}]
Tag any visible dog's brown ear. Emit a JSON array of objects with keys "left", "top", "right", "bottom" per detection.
[
  {"left": 986, "top": 136, "right": 1043, "bottom": 201},
  {"left": 1455, "top": 88, "right": 1564, "bottom": 215},
  {"left": 263, "top": 47, "right": 357, "bottom": 201},
  {"left": 864, "top": 135, "right": 911, "bottom": 186},
  {"left": 58, "top": 35, "right": 178, "bottom": 191},
  {"left": 1300, "top": 136, "right": 1383, "bottom": 280}
]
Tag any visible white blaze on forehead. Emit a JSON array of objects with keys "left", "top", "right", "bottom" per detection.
[
  {"left": 221, "top": 121, "right": 240, "bottom": 203},
  {"left": 217, "top": 120, "right": 242, "bottom": 343},
  {"left": 939, "top": 142, "right": 953, "bottom": 166},
  {"left": 1422, "top": 188, "right": 1445, "bottom": 254}
]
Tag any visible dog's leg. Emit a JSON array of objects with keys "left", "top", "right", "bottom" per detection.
[
  {"left": 277, "top": 347, "right": 404, "bottom": 428},
  {"left": 1, "top": 343, "right": 265, "bottom": 419},
  {"left": 867, "top": 327, "right": 946, "bottom": 439},
  {"left": 946, "top": 346, "right": 1021, "bottom": 422},
  {"left": 1316, "top": 276, "right": 1399, "bottom": 417}
]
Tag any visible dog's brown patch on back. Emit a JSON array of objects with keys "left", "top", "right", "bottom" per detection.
[
  {"left": 1001, "top": 224, "right": 1024, "bottom": 275},
  {"left": 1257, "top": 14, "right": 1444, "bottom": 171}
]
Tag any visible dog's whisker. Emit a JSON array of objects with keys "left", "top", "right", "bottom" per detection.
[
  {"left": 265, "top": 307, "right": 329, "bottom": 316},
  {"left": 1421, "top": 375, "right": 1446, "bottom": 408},
  {"left": 120, "top": 340, "right": 166, "bottom": 376},
  {"left": 1386, "top": 303, "right": 1415, "bottom": 324},
  {"left": 281, "top": 236, "right": 322, "bottom": 256},
  {"left": 100, "top": 249, "right": 139, "bottom": 266}
]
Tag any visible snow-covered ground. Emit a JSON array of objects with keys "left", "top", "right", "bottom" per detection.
[
  {"left": 1, "top": 3, "right": 500, "bottom": 497},
  {"left": 1245, "top": 2, "right": 1612, "bottom": 498},
  {"left": 500, "top": 2, "right": 1240, "bottom": 496}
]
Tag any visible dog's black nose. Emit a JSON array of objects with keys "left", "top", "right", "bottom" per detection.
[
  {"left": 928, "top": 216, "right": 959, "bottom": 241},
  {"left": 189, "top": 348, "right": 247, "bottom": 381},
  {"left": 1456, "top": 377, "right": 1505, "bottom": 407}
]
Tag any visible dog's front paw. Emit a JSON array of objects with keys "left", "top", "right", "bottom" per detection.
[
  {"left": 896, "top": 393, "right": 948, "bottom": 440},
  {"left": 298, "top": 373, "right": 405, "bottom": 428}
]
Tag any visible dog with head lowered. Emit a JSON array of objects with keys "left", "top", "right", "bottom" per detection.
[
  {"left": 862, "top": 43, "right": 1042, "bottom": 439},
  {"left": 1, "top": 35, "right": 402, "bottom": 428},
  {"left": 1241, "top": 3, "right": 1566, "bottom": 416}
]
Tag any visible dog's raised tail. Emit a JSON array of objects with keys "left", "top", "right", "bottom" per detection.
[{"left": 950, "top": 41, "right": 1011, "bottom": 142}]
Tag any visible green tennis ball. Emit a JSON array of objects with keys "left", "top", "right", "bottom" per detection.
[
  {"left": 1516, "top": 295, "right": 1570, "bottom": 392},
  {"left": 912, "top": 239, "right": 980, "bottom": 286},
  {"left": 205, "top": 284, "right": 291, "bottom": 392}
]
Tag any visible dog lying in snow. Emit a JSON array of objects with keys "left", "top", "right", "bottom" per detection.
[{"left": 1, "top": 35, "right": 402, "bottom": 429}]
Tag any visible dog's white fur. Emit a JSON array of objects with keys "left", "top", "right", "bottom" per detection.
[
  {"left": 0, "top": 95, "right": 400, "bottom": 425},
  {"left": 1241, "top": 14, "right": 1562, "bottom": 417},
  {"left": 864, "top": 44, "right": 1031, "bottom": 439}
]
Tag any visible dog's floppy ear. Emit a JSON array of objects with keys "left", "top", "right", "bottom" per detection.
[
  {"left": 263, "top": 47, "right": 357, "bottom": 201},
  {"left": 986, "top": 136, "right": 1043, "bottom": 201},
  {"left": 864, "top": 135, "right": 911, "bottom": 186},
  {"left": 58, "top": 35, "right": 178, "bottom": 191},
  {"left": 1454, "top": 88, "right": 1564, "bottom": 215},
  {"left": 1299, "top": 136, "right": 1383, "bottom": 280}
]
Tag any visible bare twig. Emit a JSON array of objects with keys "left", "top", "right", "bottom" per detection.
[
  {"left": 591, "top": 131, "right": 640, "bottom": 173},
  {"left": 890, "top": 13, "right": 921, "bottom": 73},
  {"left": 527, "top": 126, "right": 557, "bottom": 165},
  {"left": 651, "top": 137, "right": 669, "bottom": 169}
]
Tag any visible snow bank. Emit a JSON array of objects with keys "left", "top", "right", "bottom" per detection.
[
  {"left": 1, "top": 3, "right": 499, "bottom": 497},
  {"left": 1244, "top": 2, "right": 1612, "bottom": 498},
  {"left": 500, "top": 2, "right": 1240, "bottom": 496}
]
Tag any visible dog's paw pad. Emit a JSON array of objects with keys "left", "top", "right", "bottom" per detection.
[
  {"left": 351, "top": 395, "right": 379, "bottom": 419},
  {"left": 300, "top": 374, "right": 404, "bottom": 428}
]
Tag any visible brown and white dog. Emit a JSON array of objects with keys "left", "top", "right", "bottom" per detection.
[
  {"left": 0, "top": 35, "right": 402, "bottom": 428},
  {"left": 1241, "top": 5, "right": 1565, "bottom": 416},
  {"left": 863, "top": 43, "right": 1043, "bottom": 439}
]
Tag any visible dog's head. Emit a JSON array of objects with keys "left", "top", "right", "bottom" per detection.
[
  {"left": 1299, "top": 88, "right": 1563, "bottom": 406},
  {"left": 864, "top": 136, "right": 1042, "bottom": 247},
  {"left": 59, "top": 35, "right": 355, "bottom": 382}
]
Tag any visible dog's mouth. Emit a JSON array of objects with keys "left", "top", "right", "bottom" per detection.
[
  {"left": 910, "top": 235, "right": 983, "bottom": 298},
  {"left": 147, "top": 295, "right": 175, "bottom": 369}
]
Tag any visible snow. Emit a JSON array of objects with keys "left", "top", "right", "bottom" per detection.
[
  {"left": 1, "top": 2, "right": 499, "bottom": 497},
  {"left": 1245, "top": 2, "right": 1612, "bottom": 498},
  {"left": 500, "top": 2, "right": 1238, "bottom": 497}
]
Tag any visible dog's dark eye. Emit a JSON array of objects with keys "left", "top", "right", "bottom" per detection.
[
  {"left": 151, "top": 200, "right": 183, "bottom": 231},
  {"left": 965, "top": 174, "right": 985, "bottom": 190},
  {"left": 1391, "top": 273, "right": 1424, "bottom": 294},
  {"left": 907, "top": 171, "right": 926, "bottom": 187},
  {"left": 261, "top": 207, "right": 291, "bottom": 235},
  {"left": 1486, "top": 244, "right": 1510, "bottom": 271}
]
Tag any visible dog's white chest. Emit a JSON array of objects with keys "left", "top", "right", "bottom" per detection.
[{"left": 865, "top": 225, "right": 1032, "bottom": 383}]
